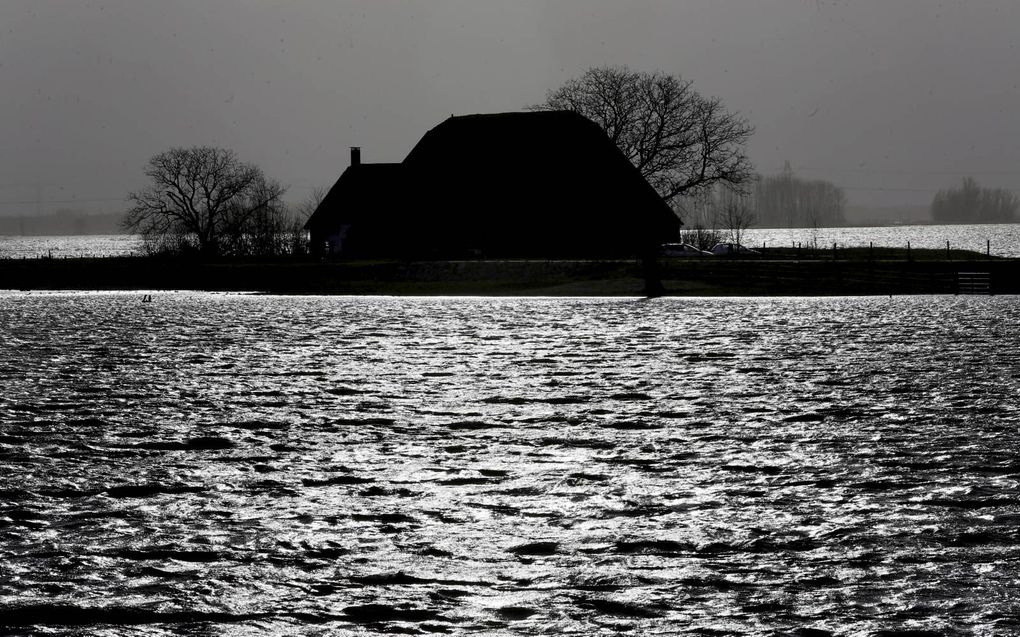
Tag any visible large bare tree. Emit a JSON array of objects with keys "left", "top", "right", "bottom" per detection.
[
  {"left": 125, "top": 146, "right": 286, "bottom": 256},
  {"left": 536, "top": 66, "right": 754, "bottom": 205}
]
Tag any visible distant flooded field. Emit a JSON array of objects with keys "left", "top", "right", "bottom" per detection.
[
  {"left": 2, "top": 223, "right": 1020, "bottom": 260},
  {"left": 743, "top": 223, "right": 1020, "bottom": 257},
  {"left": 1, "top": 293, "right": 1018, "bottom": 635},
  {"left": 0, "top": 234, "right": 141, "bottom": 259}
]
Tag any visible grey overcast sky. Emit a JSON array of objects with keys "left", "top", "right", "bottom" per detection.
[{"left": 2, "top": 0, "right": 1019, "bottom": 214}]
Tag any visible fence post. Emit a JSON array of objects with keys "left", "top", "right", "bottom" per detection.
[
  {"left": 946, "top": 240, "right": 950, "bottom": 260},
  {"left": 907, "top": 241, "right": 911, "bottom": 261},
  {"left": 987, "top": 239, "right": 991, "bottom": 258},
  {"left": 833, "top": 242, "right": 837, "bottom": 260},
  {"left": 870, "top": 241, "right": 874, "bottom": 261}
]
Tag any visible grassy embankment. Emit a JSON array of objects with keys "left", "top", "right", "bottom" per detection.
[{"left": 0, "top": 247, "right": 1015, "bottom": 296}]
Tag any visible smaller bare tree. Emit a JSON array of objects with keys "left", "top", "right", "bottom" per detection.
[
  {"left": 716, "top": 193, "right": 756, "bottom": 248},
  {"left": 125, "top": 146, "right": 286, "bottom": 257},
  {"left": 282, "top": 186, "right": 328, "bottom": 256},
  {"left": 674, "top": 194, "right": 724, "bottom": 250},
  {"left": 676, "top": 185, "right": 755, "bottom": 249},
  {"left": 292, "top": 186, "right": 328, "bottom": 222}
]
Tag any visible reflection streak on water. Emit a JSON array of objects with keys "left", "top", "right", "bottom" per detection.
[{"left": 0, "top": 293, "right": 1018, "bottom": 634}]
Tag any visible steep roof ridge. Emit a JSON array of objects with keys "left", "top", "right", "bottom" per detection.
[
  {"left": 304, "top": 162, "right": 403, "bottom": 231},
  {"left": 402, "top": 109, "right": 599, "bottom": 166}
]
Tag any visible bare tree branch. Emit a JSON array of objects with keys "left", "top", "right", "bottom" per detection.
[
  {"left": 124, "top": 146, "right": 287, "bottom": 256},
  {"left": 535, "top": 65, "right": 754, "bottom": 206}
]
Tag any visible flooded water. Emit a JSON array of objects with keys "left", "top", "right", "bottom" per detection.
[
  {"left": 1, "top": 293, "right": 1018, "bottom": 635},
  {"left": 742, "top": 223, "right": 1020, "bottom": 257},
  {"left": 0, "top": 235, "right": 142, "bottom": 259},
  {"left": 2, "top": 223, "right": 1020, "bottom": 259}
]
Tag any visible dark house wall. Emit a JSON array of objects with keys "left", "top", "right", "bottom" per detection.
[
  {"left": 305, "top": 111, "right": 679, "bottom": 258},
  {"left": 305, "top": 162, "right": 405, "bottom": 256}
]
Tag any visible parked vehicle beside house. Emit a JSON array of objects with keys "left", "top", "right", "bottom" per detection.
[
  {"left": 661, "top": 243, "right": 713, "bottom": 257},
  {"left": 710, "top": 243, "right": 759, "bottom": 256}
]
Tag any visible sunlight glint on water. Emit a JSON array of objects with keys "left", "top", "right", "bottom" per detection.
[{"left": 0, "top": 293, "right": 1018, "bottom": 635}]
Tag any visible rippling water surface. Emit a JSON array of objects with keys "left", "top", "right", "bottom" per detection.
[{"left": 1, "top": 293, "right": 1018, "bottom": 635}]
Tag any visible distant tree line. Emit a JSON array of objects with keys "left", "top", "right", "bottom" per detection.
[
  {"left": 931, "top": 177, "right": 1017, "bottom": 224},
  {"left": 676, "top": 163, "right": 847, "bottom": 245},
  {"left": 752, "top": 162, "right": 846, "bottom": 228}
]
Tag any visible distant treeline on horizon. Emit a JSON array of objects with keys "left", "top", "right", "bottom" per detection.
[
  {"left": 0, "top": 210, "right": 127, "bottom": 236},
  {"left": 678, "top": 163, "right": 1019, "bottom": 230}
]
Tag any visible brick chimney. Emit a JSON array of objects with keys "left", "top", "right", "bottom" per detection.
[{"left": 350, "top": 147, "right": 361, "bottom": 166}]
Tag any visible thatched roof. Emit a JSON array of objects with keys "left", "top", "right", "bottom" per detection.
[
  {"left": 304, "top": 163, "right": 403, "bottom": 233},
  {"left": 307, "top": 111, "right": 679, "bottom": 257}
]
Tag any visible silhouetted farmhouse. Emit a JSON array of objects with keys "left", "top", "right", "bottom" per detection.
[{"left": 305, "top": 111, "right": 680, "bottom": 258}]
